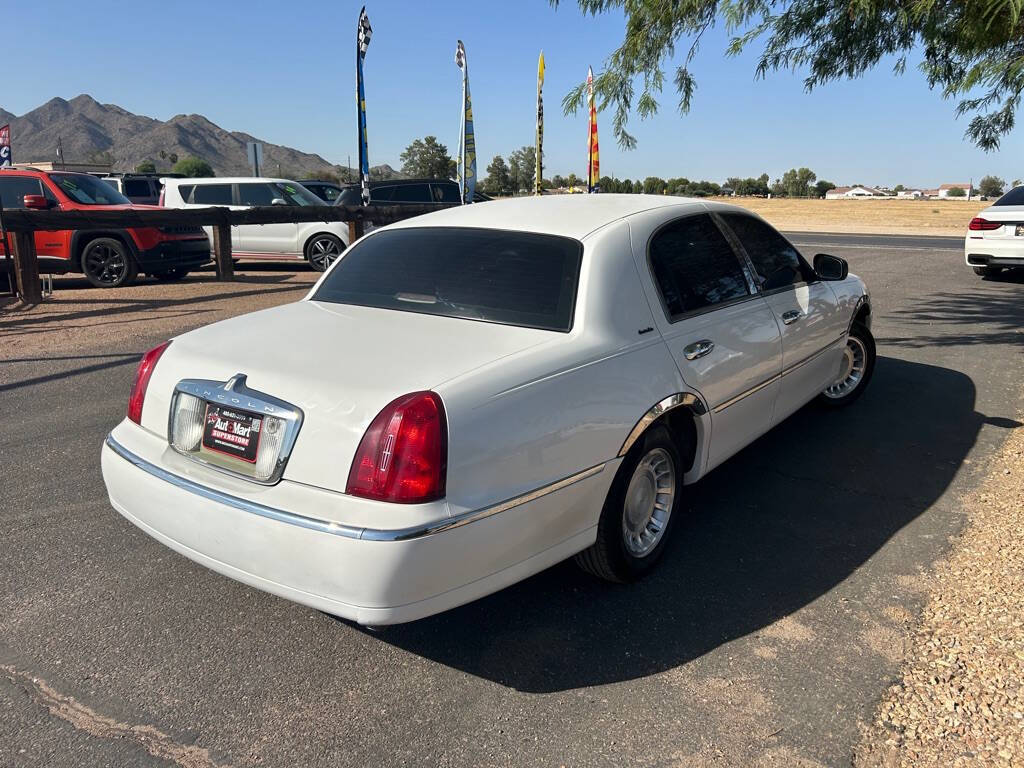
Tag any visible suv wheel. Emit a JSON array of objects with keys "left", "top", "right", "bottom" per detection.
[
  {"left": 305, "top": 234, "right": 344, "bottom": 272},
  {"left": 81, "top": 238, "right": 138, "bottom": 288},
  {"left": 973, "top": 266, "right": 1000, "bottom": 277}
]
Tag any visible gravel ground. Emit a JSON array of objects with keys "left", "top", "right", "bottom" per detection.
[
  {"left": 0, "top": 266, "right": 318, "bottom": 362},
  {"left": 857, "top": 415, "right": 1024, "bottom": 767}
]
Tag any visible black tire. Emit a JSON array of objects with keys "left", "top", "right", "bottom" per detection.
[
  {"left": 80, "top": 237, "right": 138, "bottom": 288},
  {"left": 973, "top": 266, "right": 1000, "bottom": 277},
  {"left": 574, "top": 425, "right": 686, "bottom": 583},
  {"left": 151, "top": 268, "right": 190, "bottom": 282},
  {"left": 818, "top": 321, "right": 876, "bottom": 408},
  {"left": 305, "top": 233, "right": 345, "bottom": 272}
]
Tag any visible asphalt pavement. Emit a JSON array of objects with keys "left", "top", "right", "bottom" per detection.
[{"left": 1, "top": 233, "right": 1022, "bottom": 767}]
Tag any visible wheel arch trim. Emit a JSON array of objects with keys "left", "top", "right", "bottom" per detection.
[{"left": 617, "top": 392, "right": 708, "bottom": 458}]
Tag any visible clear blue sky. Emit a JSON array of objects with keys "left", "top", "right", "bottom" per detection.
[{"left": 5, "top": 0, "right": 1021, "bottom": 187}]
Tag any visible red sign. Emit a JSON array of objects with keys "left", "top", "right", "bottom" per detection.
[{"left": 0, "top": 124, "right": 10, "bottom": 167}]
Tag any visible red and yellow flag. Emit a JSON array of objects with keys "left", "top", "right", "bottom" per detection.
[{"left": 587, "top": 67, "right": 600, "bottom": 192}]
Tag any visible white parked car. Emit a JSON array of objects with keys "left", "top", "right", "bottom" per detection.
[
  {"left": 101, "top": 195, "right": 875, "bottom": 625},
  {"left": 161, "top": 177, "right": 349, "bottom": 271},
  {"left": 965, "top": 185, "right": 1024, "bottom": 277}
]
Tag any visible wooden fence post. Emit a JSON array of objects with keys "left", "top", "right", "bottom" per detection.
[
  {"left": 211, "top": 221, "right": 234, "bottom": 281},
  {"left": 348, "top": 219, "right": 365, "bottom": 245},
  {"left": 11, "top": 231, "right": 42, "bottom": 305}
]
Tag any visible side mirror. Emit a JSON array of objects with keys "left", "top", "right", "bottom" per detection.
[
  {"left": 813, "top": 253, "right": 848, "bottom": 281},
  {"left": 270, "top": 198, "right": 288, "bottom": 206},
  {"left": 23, "top": 194, "right": 51, "bottom": 210}
]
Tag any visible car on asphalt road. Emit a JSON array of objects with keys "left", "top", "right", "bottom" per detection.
[
  {"left": 99, "top": 173, "right": 182, "bottom": 205},
  {"left": 298, "top": 179, "right": 344, "bottom": 204},
  {"left": 965, "top": 185, "right": 1024, "bottom": 277},
  {"left": 161, "top": 177, "right": 349, "bottom": 271},
  {"left": 334, "top": 178, "right": 491, "bottom": 206},
  {"left": 0, "top": 167, "right": 210, "bottom": 287},
  {"left": 100, "top": 195, "right": 875, "bottom": 625}
]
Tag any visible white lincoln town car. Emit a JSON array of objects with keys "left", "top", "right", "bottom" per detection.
[{"left": 101, "top": 195, "right": 874, "bottom": 625}]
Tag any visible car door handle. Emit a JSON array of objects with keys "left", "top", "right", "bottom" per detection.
[
  {"left": 683, "top": 339, "right": 715, "bottom": 360},
  {"left": 781, "top": 310, "right": 802, "bottom": 325}
]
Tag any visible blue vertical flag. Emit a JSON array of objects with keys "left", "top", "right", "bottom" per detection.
[
  {"left": 455, "top": 41, "right": 477, "bottom": 204},
  {"left": 356, "top": 7, "right": 372, "bottom": 206}
]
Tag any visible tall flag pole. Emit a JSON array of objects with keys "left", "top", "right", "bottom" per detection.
[
  {"left": 0, "top": 124, "right": 11, "bottom": 168},
  {"left": 356, "top": 7, "right": 373, "bottom": 206},
  {"left": 587, "top": 67, "right": 600, "bottom": 193},
  {"left": 535, "top": 51, "right": 545, "bottom": 195},
  {"left": 455, "top": 41, "right": 477, "bottom": 204}
]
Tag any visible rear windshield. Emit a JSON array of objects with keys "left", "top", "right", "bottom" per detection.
[
  {"left": 993, "top": 186, "right": 1024, "bottom": 206},
  {"left": 312, "top": 227, "right": 583, "bottom": 332}
]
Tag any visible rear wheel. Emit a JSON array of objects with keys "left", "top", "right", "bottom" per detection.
[
  {"left": 151, "top": 268, "right": 190, "bottom": 282},
  {"left": 305, "top": 233, "right": 345, "bottom": 272},
  {"left": 973, "top": 265, "right": 1000, "bottom": 277},
  {"left": 81, "top": 237, "right": 137, "bottom": 288},
  {"left": 818, "top": 322, "right": 876, "bottom": 407},
  {"left": 575, "top": 425, "right": 684, "bottom": 582}
]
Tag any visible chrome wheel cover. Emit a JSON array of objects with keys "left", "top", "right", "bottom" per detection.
[
  {"left": 823, "top": 336, "right": 867, "bottom": 399},
  {"left": 84, "top": 243, "right": 127, "bottom": 285},
  {"left": 621, "top": 447, "right": 675, "bottom": 558},
  {"left": 308, "top": 236, "right": 342, "bottom": 270}
]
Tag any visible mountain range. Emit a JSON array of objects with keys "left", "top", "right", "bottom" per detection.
[{"left": 0, "top": 95, "right": 400, "bottom": 179}]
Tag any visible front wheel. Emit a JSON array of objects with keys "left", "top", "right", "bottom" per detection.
[
  {"left": 81, "top": 237, "right": 138, "bottom": 288},
  {"left": 818, "top": 322, "right": 876, "bottom": 407},
  {"left": 305, "top": 233, "right": 345, "bottom": 272},
  {"left": 973, "top": 266, "right": 1000, "bottom": 277},
  {"left": 575, "top": 425, "right": 684, "bottom": 583}
]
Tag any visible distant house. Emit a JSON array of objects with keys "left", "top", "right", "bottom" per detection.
[
  {"left": 825, "top": 185, "right": 886, "bottom": 199},
  {"left": 937, "top": 183, "right": 973, "bottom": 199},
  {"left": 921, "top": 189, "right": 940, "bottom": 198},
  {"left": 897, "top": 189, "right": 923, "bottom": 198}
]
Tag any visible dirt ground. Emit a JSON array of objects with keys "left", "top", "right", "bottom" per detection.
[
  {"left": 0, "top": 266, "right": 318, "bottom": 363},
  {"left": 707, "top": 197, "right": 987, "bottom": 235}
]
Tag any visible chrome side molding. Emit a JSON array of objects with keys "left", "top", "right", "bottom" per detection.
[{"left": 618, "top": 392, "right": 707, "bottom": 457}]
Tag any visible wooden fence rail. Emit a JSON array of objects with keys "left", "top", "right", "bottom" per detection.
[{"left": 2, "top": 203, "right": 455, "bottom": 304}]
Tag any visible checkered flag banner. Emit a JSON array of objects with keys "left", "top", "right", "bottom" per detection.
[
  {"left": 455, "top": 40, "right": 466, "bottom": 69},
  {"left": 357, "top": 7, "right": 372, "bottom": 57}
]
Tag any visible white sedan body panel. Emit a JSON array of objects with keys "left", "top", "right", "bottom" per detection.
[
  {"left": 101, "top": 194, "right": 869, "bottom": 624},
  {"left": 964, "top": 203, "right": 1024, "bottom": 268}
]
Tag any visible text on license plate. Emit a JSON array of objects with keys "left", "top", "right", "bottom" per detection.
[{"left": 202, "top": 404, "right": 262, "bottom": 463}]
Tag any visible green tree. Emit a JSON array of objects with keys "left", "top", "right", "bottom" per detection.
[
  {"left": 172, "top": 155, "right": 215, "bottom": 177},
  {"left": 567, "top": 172, "right": 581, "bottom": 189},
  {"left": 979, "top": 175, "right": 1006, "bottom": 197},
  {"left": 551, "top": 174, "right": 567, "bottom": 188},
  {"left": 946, "top": 186, "right": 967, "bottom": 197},
  {"left": 814, "top": 180, "right": 836, "bottom": 198},
  {"left": 135, "top": 160, "right": 157, "bottom": 173},
  {"left": 643, "top": 176, "right": 666, "bottom": 194},
  {"left": 507, "top": 146, "right": 538, "bottom": 193},
  {"left": 168, "top": 152, "right": 179, "bottom": 165},
  {"left": 400, "top": 136, "right": 456, "bottom": 179},
  {"left": 893, "top": 184, "right": 905, "bottom": 193},
  {"left": 781, "top": 168, "right": 817, "bottom": 197},
  {"left": 554, "top": 0, "right": 1024, "bottom": 151},
  {"left": 483, "top": 155, "right": 513, "bottom": 197},
  {"left": 598, "top": 175, "right": 617, "bottom": 191}
]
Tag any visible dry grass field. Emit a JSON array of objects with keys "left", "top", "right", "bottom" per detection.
[{"left": 705, "top": 197, "right": 988, "bottom": 236}]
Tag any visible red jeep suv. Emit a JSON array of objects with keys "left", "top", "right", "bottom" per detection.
[{"left": 1, "top": 168, "right": 210, "bottom": 288}]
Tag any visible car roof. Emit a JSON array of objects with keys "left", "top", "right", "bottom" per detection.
[
  {"left": 385, "top": 194, "right": 733, "bottom": 240},
  {"left": 340, "top": 178, "right": 454, "bottom": 189},
  {"left": 162, "top": 177, "right": 302, "bottom": 185}
]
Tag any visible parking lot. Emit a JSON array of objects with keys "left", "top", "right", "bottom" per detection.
[{"left": 2, "top": 235, "right": 1022, "bottom": 767}]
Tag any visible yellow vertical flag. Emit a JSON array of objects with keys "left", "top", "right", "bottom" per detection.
[
  {"left": 587, "top": 66, "right": 600, "bottom": 192},
  {"left": 536, "top": 51, "right": 545, "bottom": 195}
]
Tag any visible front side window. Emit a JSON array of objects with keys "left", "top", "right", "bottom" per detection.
[
  {"left": 271, "top": 182, "right": 322, "bottom": 206},
  {"left": 237, "top": 183, "right": 278, "bottom": 206},
  {"left": 313, "top": 227, "right": 582, "bottom": 332},
  {"left": 389, "top": 184, "right": 431, "bottom": 203},
  {"left": 191, "top": 184, "right": 233, "bottom": 205},
  {"left": 320, "top": 185, "right": 341, "bottom": 202},
  {"left": 720, "top": 213, "right": 811, "bottom": 291},
  {"left": 431, "top": 183, "right": 461, "bottom": 203},
  {"left": 123, "top": 179, "right": 153, "bottom": 197},
  {"left": 648, "top": 214, "right": 751, "bottom": 320},
  {"left": 50, "top": 173, "right": 130, "bottom": 205},
  {"left": 0, "top": 176, "right": 44, "bottom": 208}
]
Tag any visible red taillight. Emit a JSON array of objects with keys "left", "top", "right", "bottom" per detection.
[
  {"left": 346, "top": 391, "right": 447, "bottom": 504},
  {"left": 127, "top": 341, "right": 170, "bottom": 425},
  {"left": 969, "top": 217, "right": 1001, "bottom": 231}
]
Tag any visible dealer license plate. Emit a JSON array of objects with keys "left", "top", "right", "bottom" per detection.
[
  {"left": 1015, "top": 224, "right": 1024, "bottom": 236},
  {"left": 202, "top": 403, "right": 262, "bottom": 464}
]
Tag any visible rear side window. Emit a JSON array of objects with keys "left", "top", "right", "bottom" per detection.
[
  {"left": 719, "top": 213, "right": 811, "bottom": 291},
  {"left": 336, "top": 187, "right": 362, "bottom": 206},
  {"left": 994, "top": 186, "right": 1024, "bottom": 206},
  {"left": 389, "top": 184, "right": 431, "bottom": 203},
  {"left": 648, "top": 214, "right": 751, "bottom": 320},
  {"left": 176, "top": 184, "right": 195, "bottom": 203},
  {"left": 191, "top": 184, "right": 233, "bottom": 205},
  {"left": 320, "top": 185, "right": 341, "bottom": 202},
  {"left": 313, "top": 227, "right": 582, "bottom": 332},
  {"left": 123, "top": 179, "right": 153, "bottom": 197},
  {"left": 0, "top": 176, "right": 44, "bottom": 208},
  {"left": 431, "top": 183, "right": 461, "bottom": 203}
]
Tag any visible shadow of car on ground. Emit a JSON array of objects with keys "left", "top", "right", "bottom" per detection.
[{"left": 361, "top": 356, "right": 1017, "bottom": 693}]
